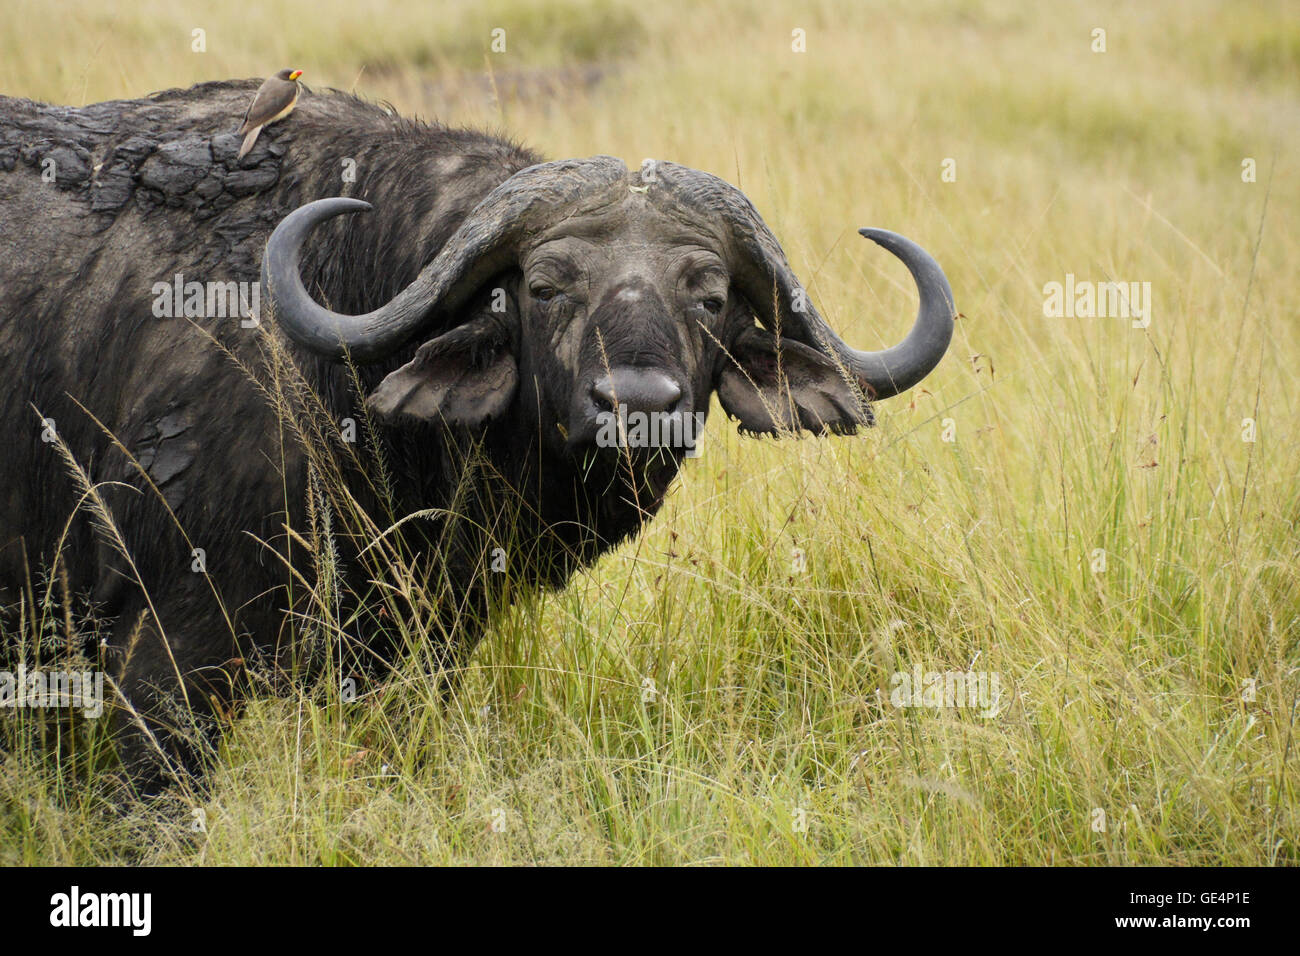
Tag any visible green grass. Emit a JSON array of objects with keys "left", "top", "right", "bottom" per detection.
[{"left": 2, "top": 0, "right": 1297, "bottom": 864}]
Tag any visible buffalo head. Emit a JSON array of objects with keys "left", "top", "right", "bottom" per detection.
[{"left": 262, "top": 157, "right": 954, "bottom": 481}]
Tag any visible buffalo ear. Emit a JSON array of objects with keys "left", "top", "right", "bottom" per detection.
[
  {"left": 366, "top": 315, "right": 517, "bottom": 427},
  {"left": 716, "top": 326, "right": 872, "bottom": 435}
]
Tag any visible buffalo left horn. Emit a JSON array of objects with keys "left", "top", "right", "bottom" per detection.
[{"left": 652, "top": 162, "right": 955, "bottom": 400}]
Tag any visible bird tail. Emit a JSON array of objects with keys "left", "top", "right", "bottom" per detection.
[{"left": 237, "top": 127, "right": 261, "bottom": 160}]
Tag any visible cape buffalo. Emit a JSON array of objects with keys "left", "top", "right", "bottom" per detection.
[{"left": 0, "top": 79, "right": 954, "bottom": 792}]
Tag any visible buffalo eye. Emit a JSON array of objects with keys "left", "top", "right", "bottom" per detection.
[
  {"left": 530, "top": 283, "right": 559, "bottom": 303},
  {"left": 701, "top": 296, "right": 725, "bottom": 315}
]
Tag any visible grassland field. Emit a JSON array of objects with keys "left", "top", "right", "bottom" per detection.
[{"left": 0, "top": 0, "right": 1296, "bottom": 865}]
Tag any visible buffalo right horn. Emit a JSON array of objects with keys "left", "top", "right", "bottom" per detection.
[{"left": 261, "top": 157, "right": 630, "bottom": 363}]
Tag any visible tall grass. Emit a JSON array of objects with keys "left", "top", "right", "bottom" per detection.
[{"left": 1, "top": 0, "right": 1296, "bottom": 864}]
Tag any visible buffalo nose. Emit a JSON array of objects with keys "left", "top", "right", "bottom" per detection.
[{"left": 591, "top": 368, "right": 683, "bottom": 417}]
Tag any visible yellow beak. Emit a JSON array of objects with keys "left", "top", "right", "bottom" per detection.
[{"left": 289, "top": 70, "right": 303, "bottom": 81}]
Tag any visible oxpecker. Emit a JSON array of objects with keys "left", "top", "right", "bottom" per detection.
[{"left": 237, "top": 68, "right": 303, "bottom": 160}]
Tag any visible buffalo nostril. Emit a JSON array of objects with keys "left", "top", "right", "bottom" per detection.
[{"left": 591, "top": 369, "right": 683, "bottom": 417}]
